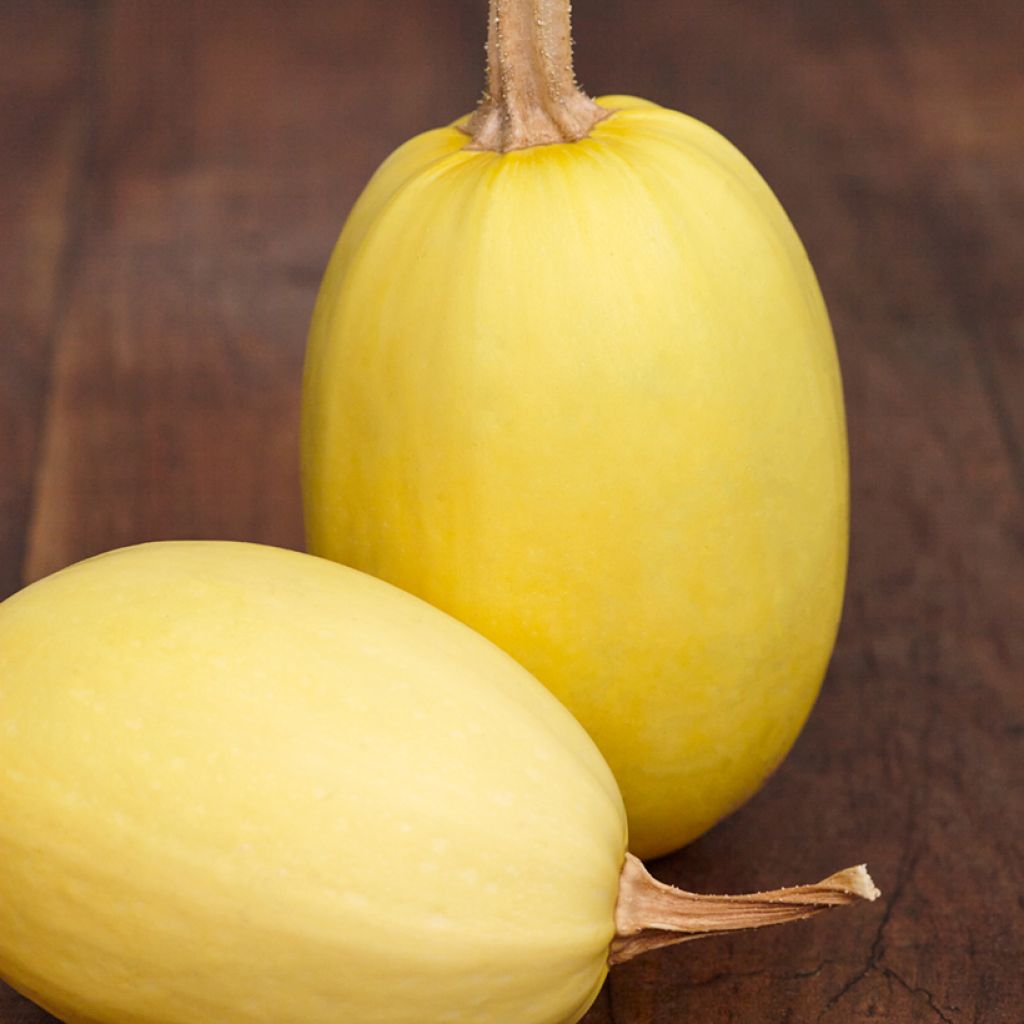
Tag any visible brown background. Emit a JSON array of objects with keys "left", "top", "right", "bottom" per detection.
[{"left": 2, "top": 1, "right": 1022, "bottom": 1021}]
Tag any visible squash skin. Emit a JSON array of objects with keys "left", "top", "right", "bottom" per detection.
[
  {"left": 0, "top": 542, "right": 625, "bottom": 1024},
  {"left": 302, "top": 97, "right": 848, "bottom": 858}
]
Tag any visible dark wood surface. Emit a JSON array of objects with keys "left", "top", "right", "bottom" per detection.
[{"left": 2, "top": 1, "right": 1021, "bottom": 1021}]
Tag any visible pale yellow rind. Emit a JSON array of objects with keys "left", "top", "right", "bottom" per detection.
[
  {"left": 303, "top": 97, "right": 848, "bottom": 858},
  {"left": 0, "top": 542, "right": 626, "bottom": 1024}
]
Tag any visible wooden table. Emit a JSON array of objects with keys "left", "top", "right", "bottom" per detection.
[{"left": 2, "top": 2, "right": 1021, "bottom": 1021}]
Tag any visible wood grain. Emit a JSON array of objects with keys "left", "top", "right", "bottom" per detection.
[
  {"left": 1, "top": 1, "right": 1021, "bottom": 1021},
  {"left": 0, "top": 1, "right": 94, "bottom": 602}
]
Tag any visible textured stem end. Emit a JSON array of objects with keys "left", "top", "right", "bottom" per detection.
[
  {"left": 465, "top": 0, "right": 609, "bottom": 152},
  {"left": 610, "top": 853, "right": 880, "bottom": 966}
]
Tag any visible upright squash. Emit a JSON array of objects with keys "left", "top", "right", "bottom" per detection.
[
  {"left": 302, "top": 0, "right": 847, "bottom": 857},
  {"left": 0, "top": 543, "right": 875, "bottom": 1024}
]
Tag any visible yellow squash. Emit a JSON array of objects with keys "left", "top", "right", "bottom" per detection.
[
  {"left": 0, "top": 542, "right": 622, "bottom": 1024},
  {"left": 302, "top": 0, "right": 848, "bottom": 856},
  {"left": 0, "top": 542, "right": 874, "bottom": 1024}
]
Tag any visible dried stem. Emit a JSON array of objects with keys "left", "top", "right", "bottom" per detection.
[
  {"left": 466, "top": 0, "right": 608, "bottom": 152},
  {"left": 611, "top": 853, "right": 880, "bottom": 966}
]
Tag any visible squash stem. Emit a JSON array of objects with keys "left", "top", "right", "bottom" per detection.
[
  {"left": 610, "top": 853, "right": 880, "bottom": 965},
  {"left": 465, "top": 0, "right": 608, "bottom": 152}
]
